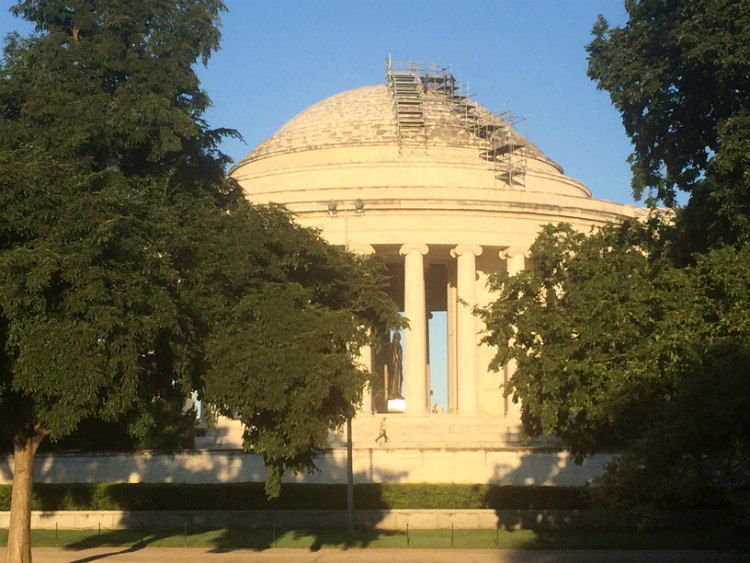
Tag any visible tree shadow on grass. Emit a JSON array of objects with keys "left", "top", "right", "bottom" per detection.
[
  {"left": 66, "top": 545, "right": 147, "bottom": 563},
  {"left": 59, "top": 463, "right": 409, "bottom": 554},
  {"left": 299, "top": 527, "right": 405, "bottom": 551},
  {"left": 197, "top": 462, "right": 412, "bottom": 552},
  {"left": 208, "top": 526, "right": 405, "bottom": 553},
  {"left": 65, "top": 528, "right": 183, "bottom": 549},
  {"left": 62, "top": 528, "right": 188, "bottom": 563},
  {"left": 205, "top": 467, "right": 408, "bottom": 552}
]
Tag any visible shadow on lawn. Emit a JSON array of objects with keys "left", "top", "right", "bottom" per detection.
[
  {"left": 62, "top": 462, "right": 409, "bottom": 553},
  {"left": 62, "top": 519, "right": 406, "bottom": 554},
  {"left": 66, "top": 545, "right": 148, "bottom": 563}
]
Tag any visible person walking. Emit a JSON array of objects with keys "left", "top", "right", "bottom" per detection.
[{"left": 375, "top": 416, "right": 388, "bottom": 443}]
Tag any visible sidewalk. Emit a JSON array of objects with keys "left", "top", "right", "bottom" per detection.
[{"left": 3, "top": 547, "right": 746, "bottom": 563}]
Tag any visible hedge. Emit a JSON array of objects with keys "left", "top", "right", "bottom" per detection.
[{"left": 0, "top": 483, "right": 590, "bottom": 512}]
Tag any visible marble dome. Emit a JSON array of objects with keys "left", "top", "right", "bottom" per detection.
[{"left": 230, "top": 83, "right": 601, "bottom": 216}]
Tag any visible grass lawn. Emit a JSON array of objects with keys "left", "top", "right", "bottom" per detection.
[{"left": 0, "top": 526, "right": 746, "bottom": 551}]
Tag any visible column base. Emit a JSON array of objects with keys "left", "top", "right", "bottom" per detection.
[{"left": 387, "top": 398, "right": 406, "bottom": 412}]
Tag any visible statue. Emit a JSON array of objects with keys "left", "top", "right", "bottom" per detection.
[{"left": 389, "top": 332, "right": 403, "bottom": 399}]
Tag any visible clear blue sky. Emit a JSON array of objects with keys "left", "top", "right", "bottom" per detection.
[
  {"left": 2, "top": 0, "right": 638, "bottom": 205},
  {"left": 204, "top": 0, "right": 637, "bottom": 206},
  {"left": 2, "top": 1, "right": 640, "bottom": 412}
]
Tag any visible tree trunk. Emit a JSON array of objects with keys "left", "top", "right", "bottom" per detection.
[{"left": 6, "top": 426, "right": 47, "bottom": 563}]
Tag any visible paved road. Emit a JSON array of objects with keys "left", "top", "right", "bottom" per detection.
[{"left": 2, "top": 547, "right": 747, "bottom": 563}]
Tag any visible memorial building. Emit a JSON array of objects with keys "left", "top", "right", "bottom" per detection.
[{"left": 218, "top": 59, "right": 636, "bottom": 482}]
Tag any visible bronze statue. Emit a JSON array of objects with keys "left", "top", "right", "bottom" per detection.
[{"left": 389, "top": 332, "right": 403, "bottom": 399}]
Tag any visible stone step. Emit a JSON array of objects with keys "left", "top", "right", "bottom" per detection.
[
  {"left": 194, "top": 414, "right": 555, "bottom": 451},
  {"left": 334, "top": 414, "right": 532, "bottom": 449}
]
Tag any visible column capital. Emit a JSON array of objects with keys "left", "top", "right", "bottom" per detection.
[
  {"left": 399, "top": 243, "right": 429, "bottom": 257},
  {"left": 348, "top": 243, "right": 376, "bottom": 256},
  {"left": 450, "top": 244, "right": 483, "bottom": 259},
  {"left": 498, "top": 247, "right": 530, "bottom": 260}
]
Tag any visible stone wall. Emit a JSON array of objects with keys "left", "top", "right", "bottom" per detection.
[
  {"left": 0, "top": 509, "right": 725, "bottom": 531},
  {"left": 1, "top": 448, "right": 610, "bottom": 486}
]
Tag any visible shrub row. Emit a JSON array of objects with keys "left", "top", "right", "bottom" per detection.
[{"left": 0, "top": 483, "right": 590, "bottom": 512}]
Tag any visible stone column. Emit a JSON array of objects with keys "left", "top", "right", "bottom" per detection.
[
  {"left": 501, "top": 248, "right": 526, "bottom": 277},
  {"left": 358, "top": 342, "right": 374, "bottom": 415},
  {"left": 446, "top": 267, "right": 458, "bottom": 413},
  {"left": 451, "top": 244, "right": 483, "bottom": 416},
  {"left": 400, "top": 243, "right": 429, "bottom": 416},
  {"left": 499, "top": 248, "right": 526, "bottom": 420},
  {"left": 349, "top": 244, "right": 376, "bottom": 416}
]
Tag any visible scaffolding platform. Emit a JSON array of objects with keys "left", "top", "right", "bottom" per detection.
[{"left": 385, "top": 55, "right": 527, "bottom": 185}]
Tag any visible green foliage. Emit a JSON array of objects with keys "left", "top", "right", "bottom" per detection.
[
  {"left": 479, "top": 220, "right": 750, "bottom": 510},
  {"left": 591, "top": 246, "right": 750, "bottom": 513},
  {"left": 0, "top": 483, "right": 592, "bottom": 512},
  {"left": 478, "top": 0, "right": 750, "bottom": 514},
  {"left": 364, "top": 483, "right": 589, "bottom": 511},
  {"left": 586, "top": 0, "right": 750, "bottom": 252},
  {"left": 194, "top": 204, "right": 402, "bottom": 497},
  {"left": 34, "top": 405, "right": 200, "bottom": 452},
  {"left": 482, "top": 222, "right": 663, "bottom": 454},
  {"left": 0, "top": 0, "right": 232, "bottom": 447},
  {"left": 0, "top": 0, "right": 400, "bottom": 504}
]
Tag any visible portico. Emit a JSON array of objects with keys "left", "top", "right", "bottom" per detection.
[{"left": 359, "top": 243, "right": 528, "bottom": 419}]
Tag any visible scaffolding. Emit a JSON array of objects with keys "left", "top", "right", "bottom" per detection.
[
  {"left": 385, "top": 55, "right": 425, "bottom": 150},
  {"left": 484, "top": 112, "right": 528, "bottom": 187},
  {"left": 384, "top": 56, "right": 527, "bottom": 186}
]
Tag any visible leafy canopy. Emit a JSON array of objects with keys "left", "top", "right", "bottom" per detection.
[
  {"left": 587, "top": 0, "right": 750, "bottom": 251},
  {"left": 0, "top": 0, "right": 401, "bottom": 494},
  {"left": 481, "top": 0, "right": 750, "bottom": 512},
  {"left": 479, "top": 221, "right": 750, "bottom": 509},
  {"left": 0, "top": 2, "right": 237, "bottom": 561},
  {"left": 0, "top": 0, "right": 233, "bottom": 446},
  {"left": 193, "top": 204, "right": 402, "bottom": 497}
]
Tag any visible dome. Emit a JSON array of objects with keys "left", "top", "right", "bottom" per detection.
[
  {"left": 233, "top": 84, "right": 560, "bottom": 171},
  {"left": 230, "top": 64, "right": 634, "bottom": 251}
]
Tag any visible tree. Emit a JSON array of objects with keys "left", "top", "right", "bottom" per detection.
[
  {"left": 586, "top": 0, "right": 750, "bottom": 253},
  {"left": 195, "top": 204, "right": 401, "bottom": 498},
  {"left": 0, "top": 2, "right": 231, "bottom": 560},
  {"left": 0, "top": 2, "right": 400, "bottom": 561},
  {"left": 480, "top": 222, "right": 667, "bottom": 457},
  {"left": 479, "top": 221, "right": 750, "bottom": 511},
  {"left": 479, "top": 0, "right": 750, "bottom": 515}
]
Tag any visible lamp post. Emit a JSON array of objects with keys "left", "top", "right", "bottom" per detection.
[
  {"left": 327, "top": 199, "right": 365, "bottom": 534},
  {"left": 346, "top": 416, "right": 353, "bottom": 534}
]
